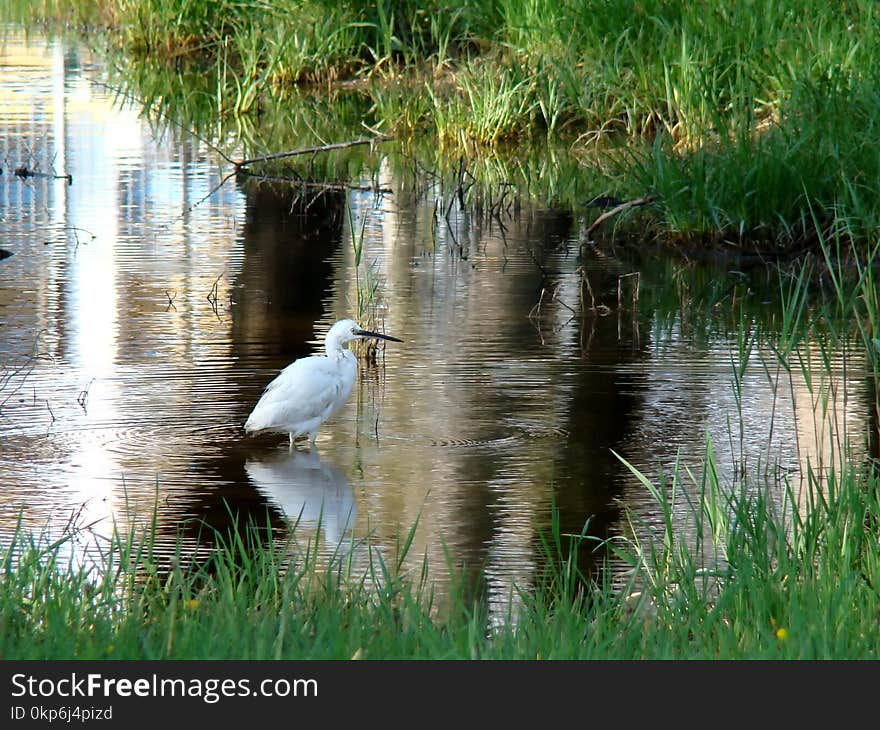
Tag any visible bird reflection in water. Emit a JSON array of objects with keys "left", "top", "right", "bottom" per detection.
[{"left": 245, "top": 448, "right": 355, "bottom": 548}]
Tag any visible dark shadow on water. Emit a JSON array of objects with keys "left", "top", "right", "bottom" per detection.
[
  {"left": 150, "top": 438, "right": 357, "bottom": 573},
  {"left": 230, "top": 180, "right": 346, "bottom": 364}
]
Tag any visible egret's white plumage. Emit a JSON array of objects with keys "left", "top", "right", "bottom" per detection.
[{"left": 244, "top": 318, "right": 402, "bottom": 447}]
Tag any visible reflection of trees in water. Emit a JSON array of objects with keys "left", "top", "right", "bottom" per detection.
[
  {"left": 549, "top": 306, "right": 649, "bottom": 585},
  {"left": 126, "top": 181, "right": 354, "bottom": 578},
  {"left": 358, "top": 201, "right": 652, "bottom": 614},
  {"left": 144, "top": 436, "right": 358, "bottom": 566},
  {"left": 231, "top": 181, "right": 346, "bottom": 365},
  {"left": 144, "top": 444, "right": 355, "bottom": 579},
  {"left": 146, "top": 442, "right": 284, "bottom": 567}
]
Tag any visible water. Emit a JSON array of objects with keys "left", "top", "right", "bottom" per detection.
[{"left": 0, "top": 32, "right": 874, "bottom": 612}]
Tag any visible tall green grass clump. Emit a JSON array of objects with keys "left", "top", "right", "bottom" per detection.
[
  {"left": 610, "top": 442, "right": 880, "bottom": 658},
  {"left": 2, "top": 511, "right": 599, "bottom": 659}
]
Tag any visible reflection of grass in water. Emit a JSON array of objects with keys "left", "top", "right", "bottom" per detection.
[
  {"left": 112, "top": 54, "right": 605, "bottom": 211},
  {"left": 110, "top": 56, "right": 378, "bottom": 176}
]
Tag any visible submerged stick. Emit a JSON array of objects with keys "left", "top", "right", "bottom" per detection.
[
  {"left": 235, "top": 173, "right": 391, "bottom": 193},
  {"left": 584, "top": 194, "right": 656, "bottom": 241},
  {"left": 235, "top": 136, "right": 391, "bottom": 170},
  {"left": 13, "top": 165, "right": 73, "bottom": 185}
]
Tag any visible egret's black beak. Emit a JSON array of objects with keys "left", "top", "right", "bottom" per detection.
[{"left": 357, "top": 329, "right": 403, "bottom": 343}]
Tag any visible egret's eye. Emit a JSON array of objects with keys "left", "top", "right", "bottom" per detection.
[{"left": 351, "top": 327, "right": 357, "bottom": 335}]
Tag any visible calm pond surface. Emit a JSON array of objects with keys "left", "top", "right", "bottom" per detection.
[{"left": 1, "top": 32, "right": 875, "bottom": 612}]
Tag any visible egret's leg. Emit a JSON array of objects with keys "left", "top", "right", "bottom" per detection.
[{"left": 288, "top": 433, "right": 295, "bottom": 449}]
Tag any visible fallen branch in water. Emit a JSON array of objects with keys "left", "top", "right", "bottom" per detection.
[
  {"left": 87, "top": 80, "right": 389, "bottom": 193},
  {"left": 235, "top": 172, "right": 392, "bottom": 193},
  {"left": 234, "top": 136, "right": 392, "bottom": 171},
  {"left": 13, "top": 165, "right": 73, "bottom": 185},
  {"left": 583, "top": 194, "right": 656, "bottom": 242}
]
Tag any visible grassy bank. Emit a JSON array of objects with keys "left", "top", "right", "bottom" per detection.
[{"left": 7, "top": 1, "right": 880, "bottom": 247}]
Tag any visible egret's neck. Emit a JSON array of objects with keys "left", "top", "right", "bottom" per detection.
[{"left": 325, "top": 339, "right": 347, "bottom": 359}]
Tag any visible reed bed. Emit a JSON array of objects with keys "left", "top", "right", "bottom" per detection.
[{"left": 7, "top": 0, "right": 880, "bottom": 246}]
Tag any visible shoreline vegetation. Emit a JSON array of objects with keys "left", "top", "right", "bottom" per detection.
[{"left": 7, "top": 0, "right": 880, "bottom": 249}]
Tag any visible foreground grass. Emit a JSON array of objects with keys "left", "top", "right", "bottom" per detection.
[
  {"left": 8, "top": 0, "right": 880, "bottom": 246},
  {"left": 3, "top": 447, "right": 880, "bottom": 660}
]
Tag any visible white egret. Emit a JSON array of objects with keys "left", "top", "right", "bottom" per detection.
[{"left": 244, "top": 318, "right": 403, "bottom": 447}]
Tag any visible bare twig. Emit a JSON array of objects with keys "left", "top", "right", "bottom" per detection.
[
  {"left": 528, "top": 284, "right": 577, "bottom": 338},
  {"left": 207, "top": 273, "right": 222, "bottom": 302},
  {"left": 0, "top": 358, "right": 37, "bottom": 411},
  {"left": 14, "top": 165, "right": 73, "bottom": 185},
  {"left": 77, "top": 378, "right": 96, "bottom": 413},
  {"left": 584, "top": 194, "right": 657, "bottom": 242},
  {"left": 207, "top": 272, "right": 224, "bottom": 320},
  {"left": 234, "top": 172, "right": 392, "bottom": 193},
  {"left": 235, "top": 136, "right": 391, "bottom": 170},
  {"left": 551, "top": 284, "right": 577, "bottom": 316},
  {"left": 187, "top": 170, "right": 236, "bottom": 211},
  {"left": 528, "top": 287, "right": 548, "bottom": 320},
  {"left": 66, "top": 226, "right": 96, "bottom": 241},
  {"left": 45, "top": 399, "right": 56, "bottom": 430},
  {"left": 580, "top": 271, "right": 611, "bottom": 316},
  {"left": 617, "top": 271, "right": 641, "bottom": 309},
  {"left": 68, "top": 226, "right": 97, "bottom": 255}
]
